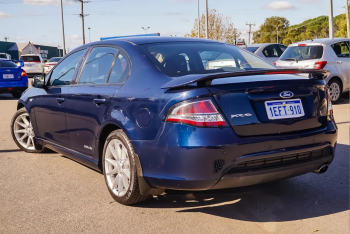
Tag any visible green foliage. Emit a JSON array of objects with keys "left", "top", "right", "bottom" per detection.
[{"left": 253, "top": 14, "right": 348, "bottom": 45}]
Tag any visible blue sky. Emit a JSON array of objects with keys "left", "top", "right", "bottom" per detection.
[{"left": 0, "top": 0, "right": 347, "bottom": 51}]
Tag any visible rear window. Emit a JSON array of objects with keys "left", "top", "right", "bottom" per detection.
[
  {"left": 139, "top": 42, "right": 275, "bottom": 77},
  {"left": 20, "top": 56, "right": 41, "bottom": 62},
  {"left": 0, "top": 54, "right": 7, "bottom": 59},
  {"left": 49, "top": 57, "right": 62, "bottom": 62},
  {"left": 280, "top": 45, "right": 323, "bottom": 61},
  {"left": 245, "top": 47, "right": 259, "bottom": 53},
  {"left": 0, "top": 61, "right": 17, "bottom": 68}
]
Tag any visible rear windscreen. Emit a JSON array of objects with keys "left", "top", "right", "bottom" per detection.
[
  {"left": 20, "top": 56, "right": 40, "bottom": 62},
  {"left": 0, "top": 54, "right": 7, "bottom": 59},
  {"left": 49, "top": 57, "right": 61, "bottom": 62},
  {"left": 280, "top": 45, "right": 323, "bottom": 61},
  {"left": 0, "top": 61, "right": 17, "bottom": 68},
  {"left": 245, "top": 47, "right": 259, "bottom": 53}
]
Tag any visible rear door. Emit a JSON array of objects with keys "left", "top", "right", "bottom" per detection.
[
  {"left": 66, "top": 46, "right": 131, "bottom": 156},
  {"left": 208, "top": 75, "right": 328, "bottom": 136},
  {"left": 330, "top": 41, "right": 350, "bottom": 90}
]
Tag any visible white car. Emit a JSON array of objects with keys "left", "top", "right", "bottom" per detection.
[
  {"left": 276, "top": 38, "right": 350, "bottom": 103},
  {"left": 19, "top": 54, "right": 44, "bottom": 77},
  {"left": 244, "top": 43, "right": 287, "bottom": 64},
  {"left": 44, "top": 57, "right": 62, "bottom": 75}
]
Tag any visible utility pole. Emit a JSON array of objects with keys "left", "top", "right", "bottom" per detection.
[
  {"left": 346, "top": 0, "right": 350, "bottom": 38},
  {"left": 198, "top": 0, "right": 200, "bottom": 38},
  {"left": 74, "top": 0, "right": 89, "bottom": 45},
  {"left": 246, "top": 22, "right": 255, "bottom": 45},
  {"left": 88, "top": 27, "right": 91, "bottom": 43},
  {"left": 142, "top": 27, "right": 150, "bottom": 34},
  {"left": 205, "top": 0, "right": 209, "bottom": 39},
  {"left": 60, "top": 0, "right": 66, "bottom": 56},
  {"left": 58, "top": 46, "right": 61, "bottom": 57},
  {"left": 328, "top": 0, "right": 334, "bottom": 39},
  {"left": 276, "top": 26, "right": 279, "bottom": 44}
]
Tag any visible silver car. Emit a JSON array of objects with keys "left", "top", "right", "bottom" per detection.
[
  {"left": 244, "top": 43, "right": 287, "bottom": 64},
  {"left": 276, "top": 38, "right": 350, "bottom": 103}
]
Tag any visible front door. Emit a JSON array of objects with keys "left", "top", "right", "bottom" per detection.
[
  {"left": 35, "top": 49, "right": 87, "bottom": 146},
  {"left": 66, "top": 46, "right": 130, "bottom": 157},
  {"left": 331, "top": 41, "right": 350, "bottom": 91}
]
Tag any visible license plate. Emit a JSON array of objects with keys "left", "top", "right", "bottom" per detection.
[
  {"left": 265, "top": 99, "right": 305, "bottom": 120},
  {"left": 3, "top": 74, "right": 14, "bottom": 79},
  {"left": 25, "top": 64, "right": 33, "bottom": 67}
]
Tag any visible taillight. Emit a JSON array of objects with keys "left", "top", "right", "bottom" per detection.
[
  {"left": 21, "top": 70, "right": 27, "bottom": 77},
  {"left": 273, "top": 62, "right": 276, "bottom": 65},
  {"left": 327, "top": 89, "right": 333, "bottom": 119},
  {"left": 165, "top": 99, "right": 227, "bottom": 127},
  {"left": 298, "top": 44, "right": 306, "bottom": 46},
  {"left": 313, "top": 61, "right": 327, "bottom": 69}
]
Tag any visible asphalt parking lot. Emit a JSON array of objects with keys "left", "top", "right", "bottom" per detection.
[{"left": 0, "top": 91, "right": 348, "bottom": 234}]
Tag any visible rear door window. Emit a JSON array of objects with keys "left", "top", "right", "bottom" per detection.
[
  {"left": 79, "top": 47, "right": 118, "bottom": 84},
  {"left": 108, "top": 51, "right": 131, "bottom": 84},
  {"left": 49, "top": 49, "right": 86, "bottom": 86},
  {"left": 0, "top": 61, "right": 17, "bottom": 68},
  {"left": 20, "top": 56, "right": 41, "bottom": 62},
  {"left": 331, "top": 42, "right": 349, "bottom": 58},
  {"left": 245, "top": 47, "right": 259, "bottom": 53},
  {"left": 278, "top": 45, "right": 287, "bottom": 53},
  {"left": 263, "top": 45, "right": 280, "bottom": 57},
  {"left": 280, "top": 45, "right": 324, "bottom": 61}
]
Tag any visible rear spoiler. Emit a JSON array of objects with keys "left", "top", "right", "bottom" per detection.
[{"left": 161, "top": 69, "right": 330, "bottom": 89}]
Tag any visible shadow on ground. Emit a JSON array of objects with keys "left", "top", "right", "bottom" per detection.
[{"left": 137, "top": 144, "right": 349, "bottom": 222}]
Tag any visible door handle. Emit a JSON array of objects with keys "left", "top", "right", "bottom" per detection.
[
  {"left": 93, "top": 98, "right": 106, "bottom": 105},
  {"left": 336, "top": 60, "right": 343, "bottom": 64},
  {"left": 56, "top": 97, "right": 65, "bottom": 103}
]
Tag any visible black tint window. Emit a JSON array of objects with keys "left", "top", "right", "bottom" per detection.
[
  {"left": 79, "top": 47, "right": 118, "bottom": 84},
  {"left": 331, "top": 42, "right": 349, "bottom": 58},
  {"left": 20, "top": 56, "right": 40, "bottom": 62},
  {"left": 49, "top": 57, "right": 62, "bottom": 62},
  {"left": 0, "top": 61, "right": 17, "bottom": 67},
  {"left": 49, "top": 49, "right": 86, "bottom": 86},
  {"left": 0, "top": 54, "right": 7, "bottom": 59},
  {"left": 245, "top": 47, "right": 259, "bottom": 53},
  {"left": 278, "top": 45, "right": 287, "bottom": 53},
  {"left": 280, "top": 46, "right": 324, "bottom": 61},
  {"left": 263, "top": 45, "right": 280, "bottom": 57},
  {"left": 108, "top": 52, "right": 130, "bottom": 83}
]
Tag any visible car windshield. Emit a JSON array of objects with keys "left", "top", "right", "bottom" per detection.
[
  {"left": 0, "top": 60, "right": 17, "bottom": 68},
  {"left": 245, "top": 47, "right": 259, "bottom": 53},
  {"left": 139, "top": 42, "right": 275, "bottom": 77},
  {"left": 280, "top": 45, "right": 323, "bottom": 61},
  {"left": 20, "top": 56, "right": 40, "bottom": 62},
  {"left": 49, "top": 57, "right": 61, "bottom": 62}
]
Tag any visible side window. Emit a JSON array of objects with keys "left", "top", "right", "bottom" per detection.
[
  {"left": 278, "top": 45, "right": 287, "bottom": 53},
  {"left": 331, "top": 42, "right": 350, "bottom": 58},
  {"left": 79, "top": 47, "right": 118, "bottom": 84},
  {"left": 263, "top": 45, "right": 280, "bottom": 57},
  {"left": 49, "top": 49, "right": 86, "bottom": 86},
  {"left": 108, "top": 51, "right": 131, "bottom": 83}
]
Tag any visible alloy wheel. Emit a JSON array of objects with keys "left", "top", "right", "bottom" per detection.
[
  {"left": 105, "top": 139, "right": 131, "bottom": 197},
  {"left": 13, "top": 113, "right": 35, "bottom": 150},
  {"left": 329, "top": 82, "right": 340, "bottom": 102}
]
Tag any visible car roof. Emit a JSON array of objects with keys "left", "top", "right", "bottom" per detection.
[
  {"left": 247, "top": 43, "right": 282, "bottom": 47},
  {"left": 20, "top": 54, "right": 41, "bottom": 56},
  {"left": 96, "top": 36, "right": 222, "bottom": 45},
  {"left": 289, "top": 38, "right": 349, "bottom": 46}
]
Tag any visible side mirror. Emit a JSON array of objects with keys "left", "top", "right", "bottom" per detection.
[{"left": 31, "top": 75, "right": 45, "bottom": 89}]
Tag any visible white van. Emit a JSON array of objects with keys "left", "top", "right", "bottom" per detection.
[{"left": 19, "top": 54, "right": 44, "bottom": 77}]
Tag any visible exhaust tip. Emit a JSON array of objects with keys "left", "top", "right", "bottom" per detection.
[{"left": 314, "top": 164, "right": 329, "bottom": 174}]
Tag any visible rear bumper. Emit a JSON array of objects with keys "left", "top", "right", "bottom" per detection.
[
  {"left": 132, "top": 121, "right": 337, "bottom": 191},
  {"left": 0, "top": 79, "right": 28, "bottom": 93}
]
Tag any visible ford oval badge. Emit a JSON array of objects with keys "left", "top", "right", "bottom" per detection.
[{"left": 280, "top": 91, "right": 294, "bottom": 98}]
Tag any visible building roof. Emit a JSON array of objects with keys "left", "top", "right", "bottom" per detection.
[{"left": 7, "top": 42, "right": 31, "bottom": 51}]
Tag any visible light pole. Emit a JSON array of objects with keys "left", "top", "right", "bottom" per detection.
[
  {"left": 328, "top": 0, "right": 334, "bottom": 39},
  {"left": 198, "top": 0, "right": 200, "bottom": 38},
  {"left": 88, "top": 27, "right": 91, "bottom": 43},
  {"left": 60, "top": 0, "right": 66, "bottom": 56},
  {"left": 58, "top": 45, "right": 61, "bottom": 57},
  {"left": 142, "top": 27, "right": 150, "bottom": 34},
  {"left": 346, "top": 0, "right": 350, "bottom": 38},
  {"left": 205, "top": 0, "right": 209, "bottom": 39}
]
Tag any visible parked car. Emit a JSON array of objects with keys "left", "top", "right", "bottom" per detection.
[
  {"left": 0, "top": 59, "right": 28, "bottom": 98},
  {"left": 244, "top": 43, "right": 287, "bottom": 64},
  {"left": 276, "top": 38, "right": 350, "bottom": 103},
  {"left": 0, "top": 53, "right": 11, "bottom": 60},
  {"left": 19, "top": 54, "right": 44, "bottom": 77},
  {"left": 11, "top": 37, "right": 337, "bottom": 205},
  {"left": 44, "top": 57, "right": 62, "bottom": 75}
]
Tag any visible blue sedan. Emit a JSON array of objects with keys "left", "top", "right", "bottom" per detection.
[
  {"left": 11, "top": 37, "right": 337, "bottom": 205},
  {"left": 0, "top": 59, "right": 28, "bottom": 98}
]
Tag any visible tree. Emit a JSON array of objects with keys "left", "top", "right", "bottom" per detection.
[
  {"left": 185, "top": 9, "right": 241, "bottom": 44},
  {"left": 252, "top": 16, "right": 289, "bottom": 44}
]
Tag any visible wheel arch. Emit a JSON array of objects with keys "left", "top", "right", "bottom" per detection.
[
  {"left": 17, "top": 101, "right": 25, "bottom": 110},
  {"left": 328, "top": 76, "right": 343, "bottom": 92}
]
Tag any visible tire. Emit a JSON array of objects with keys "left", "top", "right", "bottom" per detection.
[
  {"left": 11, "top": 91, "right": 22, "bottom": 99},
  {"left": 102, "top": 129, "right": 151, "bottom": 205},
  {"left": 328, "top": 79, "right": 342, "bottom": 104},
  {"left": 10, "top": 107, "right": 46, "bottom": 153}
]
